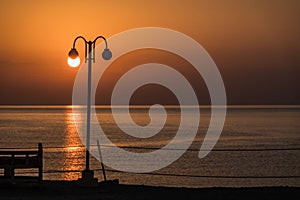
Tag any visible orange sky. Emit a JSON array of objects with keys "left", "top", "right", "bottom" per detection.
[{"left": 0, "top": 0, "right": 299, "bottom": 105}]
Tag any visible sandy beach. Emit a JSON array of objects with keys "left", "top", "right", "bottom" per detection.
[{"left": 0, "top": 179, "right": 299, "bottom": 200}]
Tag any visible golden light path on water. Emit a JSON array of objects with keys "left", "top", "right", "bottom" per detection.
[{"left": 60, "top": 110, "right": 85, "bottom": 180}]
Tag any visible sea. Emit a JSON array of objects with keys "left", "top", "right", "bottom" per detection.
[{"left": 0, "top": 105, "right": 299, "bottom": 188}]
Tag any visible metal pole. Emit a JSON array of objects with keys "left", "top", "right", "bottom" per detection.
[{"left": 86, "top": 41, "right": 93, "bottom": 171}]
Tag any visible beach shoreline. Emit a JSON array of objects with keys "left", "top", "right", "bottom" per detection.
[{"left": 0, "top": 179, "right": 299, "bottom": 200}]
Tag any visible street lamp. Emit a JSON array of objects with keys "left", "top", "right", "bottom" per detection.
[{"left": 68, "top": 36, "right": 112, "bottom": 183}]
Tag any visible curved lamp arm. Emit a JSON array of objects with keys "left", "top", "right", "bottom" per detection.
[
  {"left": 72, "top": 36, "right": 88, "bottom": 60},
  {"left": 93, "top": 36, "right": 108, "bottom": 49},
  {"left": 73, "top": 36, "right": 88, "bottom": 48},
  {"left": 92, "top": 36, "right": 109, "bottom": 61}
]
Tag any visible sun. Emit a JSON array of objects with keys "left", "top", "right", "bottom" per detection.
[{"left": 67, "top": 57, "right": 80, "bottom": 68}]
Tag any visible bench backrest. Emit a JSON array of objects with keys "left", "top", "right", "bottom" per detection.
[
  {"left": 0, "top": 143, "right": 43, "bottom": 180},
  {"left": 0, "top": 151, "right": 40, "bottom": 167}
]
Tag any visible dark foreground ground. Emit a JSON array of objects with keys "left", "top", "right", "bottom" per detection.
[{"left": 0, "top": 179, "right": 299, "bottom": 200}]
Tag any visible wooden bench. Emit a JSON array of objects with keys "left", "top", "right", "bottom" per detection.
[{"left": 0, "top": 143, "right": 43, "bottom": 181}]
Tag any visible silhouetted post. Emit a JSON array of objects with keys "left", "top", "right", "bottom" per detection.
[
  {"left": 38, "top": 143, "right": 43, "bottom": 181},
  {"left": 97, "top": 140, "right": 107, "bottom": 182}
]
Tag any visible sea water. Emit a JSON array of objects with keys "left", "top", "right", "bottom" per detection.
[{"left": 0, "top": 105, "right": 299, "bottom": 188}]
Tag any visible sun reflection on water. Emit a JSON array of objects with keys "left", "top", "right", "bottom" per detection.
[{"left": 60, "top": 108, "right": 85, "bottom": 180}]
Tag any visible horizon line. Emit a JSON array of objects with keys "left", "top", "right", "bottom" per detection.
[{"left": 0, "top": 104, "right": 300, "bottom": 109}]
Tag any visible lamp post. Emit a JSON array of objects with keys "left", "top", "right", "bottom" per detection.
[{"left": 68, "top": 36, "right": 112, "bottom": 183}]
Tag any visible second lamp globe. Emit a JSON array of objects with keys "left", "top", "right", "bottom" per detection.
[{"left": 102, "top": 48, "right": 112, "bottom": 60}]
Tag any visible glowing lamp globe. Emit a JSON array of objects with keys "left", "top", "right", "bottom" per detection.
[
  {"left": 68, "top": 48, "right": 80, "bottom": 67},
  {"left": 68, "top": 57, "right": 80, "bottom": 68}
]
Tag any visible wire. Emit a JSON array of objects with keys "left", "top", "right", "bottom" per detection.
[
  {"left": 1, "top": 145, "right": 300, "bottom": 152},
  {"left": 1, "top": 145, "right": 299, "bottom": 179}
]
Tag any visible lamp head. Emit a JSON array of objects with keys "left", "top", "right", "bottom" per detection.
[
  {"left": 102, "top": 48, "right": 112, "bottom": 60},
  {"left": 68, "top": 48, "right": 80, "bottom": 67},
  {"left": 68, "top": 48, "right": 79, "bottom": 59}
]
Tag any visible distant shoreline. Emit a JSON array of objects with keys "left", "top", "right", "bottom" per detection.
[{"left": 0, "top": 104, "right": 300, "bottom": 109}]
